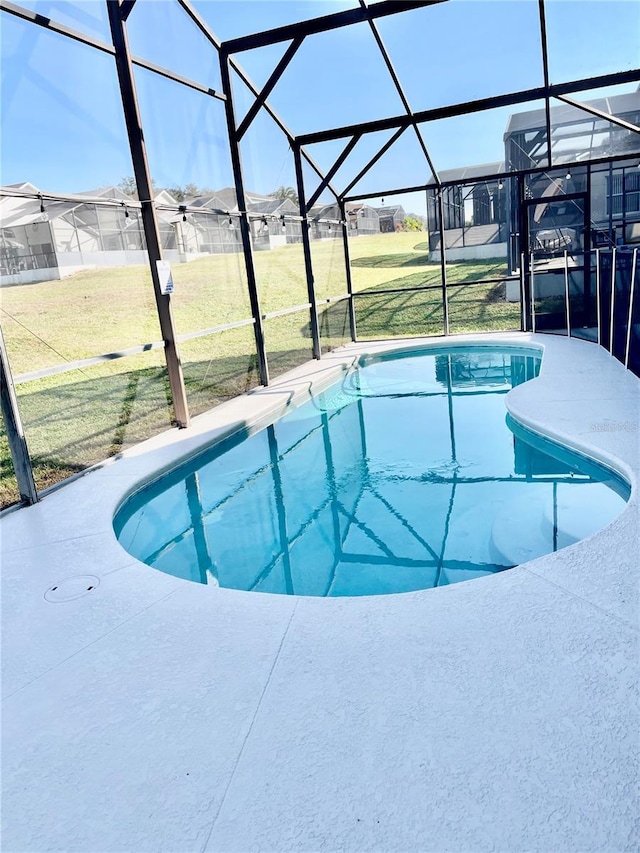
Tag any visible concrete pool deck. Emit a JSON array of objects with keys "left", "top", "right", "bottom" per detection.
[{"left": 1, "top": 332, "right": 638, "bottom": 852}]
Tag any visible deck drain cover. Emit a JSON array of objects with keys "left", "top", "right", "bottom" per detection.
[{"left": 45, "top": 575, "right": 100, "bottom": 603}]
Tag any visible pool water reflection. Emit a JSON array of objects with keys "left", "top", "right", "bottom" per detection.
[{"left": 115, "top": 347, "right": 629, "bottom": 596}]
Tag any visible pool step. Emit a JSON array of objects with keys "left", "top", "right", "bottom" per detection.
[
  {"left": 539, "top": 485, "right": 622, "bottom": 547},
  {"left": 490, "top": 485, "right": 622, "bottom": 568},
  {"left": 489, "top": 493, "right": 554, "bottom": 568}
]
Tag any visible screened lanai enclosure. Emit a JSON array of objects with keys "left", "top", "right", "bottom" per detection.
[{"left": 1, "top": 0, "right": 639, "bottom": 508}]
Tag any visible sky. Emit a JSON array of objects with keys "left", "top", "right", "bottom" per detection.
[{"left": 1, "top": 0, "right": 638, "bottom": 216}]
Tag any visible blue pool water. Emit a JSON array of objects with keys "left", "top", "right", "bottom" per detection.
[{"left": 114, "top": 347, "right": 629, "bottom": 596}]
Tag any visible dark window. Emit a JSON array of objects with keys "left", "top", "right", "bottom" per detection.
[
  {"left": 624, "top": 171, "right": 640, "bottom": 213},
  {"left": 606, "top": 171, "right": 626, "bottom": 217}
]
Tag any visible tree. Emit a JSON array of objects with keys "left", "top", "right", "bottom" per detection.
[
  {"left": 272, "top": 185, "right": 299, "bottom": 205},
  {"left": 407, "top": 212, "right": 427, "bottom": 227},
  {"left": 403, "top": 215, "right": 424, "bottom": 232},
  {"left": 164, "top": 183, "right": 205, "bottom": 202},
  {"left": 119, "top": 176, "right": 216, "bottom": 202},
  {"left": 118, "top": 176, "right": 138, "bottom": 198}
]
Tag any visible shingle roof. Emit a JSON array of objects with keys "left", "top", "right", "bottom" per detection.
[
  {"left": 375, "top": 205, "right": 405, "bottom": 217},
  {"left": 309, "top": 203, "right": 340, "bottom": 219},
  {"left": 78, "top": 186, "right": 132, "bottom": 201},
  {"left": 248, "top": 198, "right": 296, "bottom": 215},
  {"left": 187, "top": 195, "right": 230, "bottom": 210}
]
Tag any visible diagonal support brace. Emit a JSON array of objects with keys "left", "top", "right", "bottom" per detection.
[
  {"left": 306, "top": 135, "right": 361, "bottom": 211},
  {"left": 556, "top": 93, "right": 640, "bottom": 135},
  {"left": 236, "top": 37, "right": 304, "bottom": 140},
  {"left": 341, "top": 126, "right": 407, "bottom": 198},
  {"left": 119, "top": 0, "right": 136, "bottom": 21}
]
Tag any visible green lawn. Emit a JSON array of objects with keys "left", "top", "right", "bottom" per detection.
[
  {"left": 349, "top": 232, "right": 517, "bottom": 339},
  {"left": 1, "top": 232, "right": 518, "bottom": 506}
]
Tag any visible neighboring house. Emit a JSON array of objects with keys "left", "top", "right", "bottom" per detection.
[
  {"left": 0, "top": 183, "right": 149, "bottom": 285},
  {"left": 206, "top": 186, "right": 240, "bottom": 211},
  {"left": 307, "top": 202, "right": 341, "bottom": 240},
  {"left": 210, "top": 187, "right": 286, "bottom": 212},
  {"left": 0, "top": 185, "right": 303, "bottom": 284},
  {"left": 503, "top": 91, "right": 640, "bottom": 308},
  {"left": 345, "top": 203, "right": 379, "bottom": 236},
  {"left": 308, "top": 201, "right": 381, "bottom": 238},
  {"left": 153, "top": 189, "right": 181, "bottom": 252},
  {"left": 2, "top": 177, "right": 429, "bottom": 287},
  {"left": 248, "top": 197, "right": 301, "bottom": 248},
  {"left": 425, "top": 90, "right": 640, "bottom": 266},
  {"left": 4, "top": 92, "right": 639, "bottom": 287},
  {"left": 374, "top": 204, "right": 405, "bottom": 233},
  {"left": 173, "top": 193, "right": 243, "bottom": 256},
  {"left": 159, "top": 188, "right": 303, "bottom": 254},
  {"left": 0, "top": 182, "right": 57, "bottom": 283},
  {"left": 504, "top": 91, "right": 640, "bottom": 263},
  {"left": 426, "top": 163, "right": 508, "bottom": 261}
]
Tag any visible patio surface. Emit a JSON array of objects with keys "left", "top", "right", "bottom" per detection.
[{"left": 1, "top": 332, "right": 638, "bottom": 852}]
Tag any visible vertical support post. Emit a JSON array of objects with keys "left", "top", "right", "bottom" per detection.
[
  {"left": 519, "top": 176, "right": 533, "bottom": 331},
  {"left": 218, "top": 48, "right": 270, "bottom": 386},
  {"left": 530, "top": 251, "right": 537, "bottom": 334},
  {"left": 107, "top": 0, "right": 190, "bottom": 427},
  {"left": 437, "top": 188, "right": 449, "bottom": 335},
  {"left": 339, "top": 200, "right": 357, "bottom": 342},
  {"left": 293, "top": 143, "right": 321, "bottom": 360},
  {"left": 607, "top": 162, "right": 614, "bottom": 242},
  {"left": 520, "top": 251, "right": 526, "bottom": 332},
  {"left": 625, "top": 247, "right": 637, "bottom": 368},
  {"left": 0, "top": 328, "right": 38, "bottom": 505},
  {"left": 564, "top": 249, "right": 572, "bottom": 337},
  {"left": 609, "top": 246, "right": 617, "bottom": 354},
  {"left": 584, "top": 165, "right": 592, "bottom": 324},
  {"left": 595, "top": 248, "right": 601, "bottom": 346},
  {"left": 537, "top": 0, "right": 553, "bottom": 171}
]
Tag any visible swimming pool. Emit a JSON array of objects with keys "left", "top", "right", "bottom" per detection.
[{"left": 114, "top": 346, "right": 629, "bottom": 596}]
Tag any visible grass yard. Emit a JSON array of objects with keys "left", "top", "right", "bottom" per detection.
[
  {"left": 1, "top": 232, "right": 518, "bottom": 506},
  {"left": 350, "top": 233, "right": 517, "bottom": 339}
]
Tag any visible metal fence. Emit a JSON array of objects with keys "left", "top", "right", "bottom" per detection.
[
  {"left": 529, "top": 246, "right": 639, "bottom": 374},
  {"left": 1, "top": 0, "right": 639, "bottom": 508}
]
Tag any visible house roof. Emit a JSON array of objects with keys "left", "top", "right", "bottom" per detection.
[
  {"left": 248, "top": 198, "right": 297, "bottom": 215},
  {"left": 308, "top": 202, "right": 340, "bottom": 220},
  {"left": 426, "top": 93, "right": 640, "bottom": 184},
  {"left": 375, "top": 205, "right": 405, "bottom": 217},
  {"left": 0, "top": 182, "right": 304, "bottom": 233},
  {"left": 3, "top": 181, "right": 40, "bottom": 193},
  {"left": 0, "top": 187, "right": 82, "bottom": 229},
  {"left": 206, "top": 187, "right": 237, "bottom": 210},
  {"left": 0, "top": 194, "right": 45, "bottom": 229},
  {"left": 432, "top": 162, "right": 506, "bottom": 184},
  {"left": 0, "top": 184, "right": 140, "bottom": 229},
  {"left": 345, "top": 203, "right": 378, "bottom": 216},
  {"left": 246, "top": 190, "right": 279, "bottom": 204},
  {"left": 505, "top": 91, "right": 640, "bottom": 135},
  {"left": 209, "top": 187, "right": 277, "bottom": 211},
  {"left": 187, "top": 195, "right": 231, "bottom": 211},
  {"left": 78, "top": 186, "right": 132, "bottom": 201},
  {"left": 180, "top": 195, "right": 299, "bottom": 216},
  {"left": 154, "top": 189, "right": 180, "bottom": 206}
]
